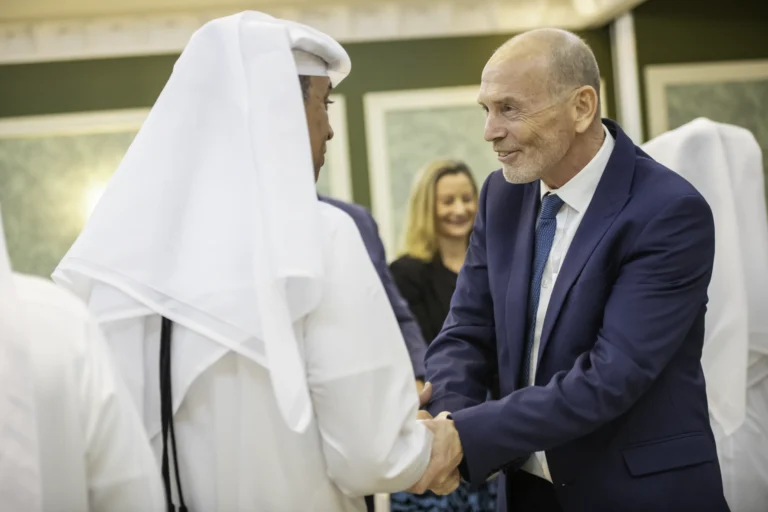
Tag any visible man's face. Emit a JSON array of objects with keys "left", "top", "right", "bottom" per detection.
[
  {"left": 303, "top": 76, "right": 334, "bottom": 181},
  {"left": 477, "top": 55, "right": 576, "bottom": 184}
]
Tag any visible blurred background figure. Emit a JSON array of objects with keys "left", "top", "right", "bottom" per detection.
[
  {"left": 0, "top": 205, "right": 165, "bottom": 512},
  {"left": 389, "top": 160, "right": 497, "bottom": 512},
  {"left": 391, "top": 160, "right": 479, "bottom": 345},
  {"left": 642, "top": 118, "right": 768, "bottom": 512}
]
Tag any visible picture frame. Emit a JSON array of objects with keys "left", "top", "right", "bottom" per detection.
[
  {"left": 645, "top": 59, "right": 768, "bottom": 139},
  {"left": 0, "top": 109, "right": 147, "bottom": 276}
]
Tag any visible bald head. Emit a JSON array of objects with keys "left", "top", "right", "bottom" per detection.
[
  {"left": 478, "top": 28, "right": 605, "bottom": 187},
  {"left": 490, "top": 28, "right": 601, "bottom": 104}
]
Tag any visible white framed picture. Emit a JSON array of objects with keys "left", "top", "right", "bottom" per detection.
[
  {"left": 645, "top": 59, "right": 768, "bottom": 139},
  {"left": 364, "top": 81, "right": 608, "bottom": 259},
  {"left": 645, "top": 59, "right": 768, "bottom": 199},
  {"left": 364, "top": 85, "right": 491, "bottom": 259},
  {"left": 0, "top": 109, "right": 147, "bottom": 276}
]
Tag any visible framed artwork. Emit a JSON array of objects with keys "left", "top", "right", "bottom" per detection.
[
  {"left": 645, "top": 59, "right": 768, "bottom": 197},
  {"left": 364, "top": 81, "right": 608, "bottom": 259},
  {"left": 0, "top": 109, "right": 146, "bottom": 277},
  {"left": 0, "top": 98, "right": 352, "bottom": 277}
]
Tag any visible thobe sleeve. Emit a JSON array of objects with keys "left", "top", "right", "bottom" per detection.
[
  {"left": 78, "top": 319, "right": 166, "bottom": 512},
  {"left": 357, "top": 211, "right": 428, "bottom": 379},
  {"left": 303, "top": 213, "right": 432, "bottom": 497}
]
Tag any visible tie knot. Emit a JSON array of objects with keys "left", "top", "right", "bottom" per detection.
[{"left": 540, "top": 193, "right": 564, "bottom": 220}]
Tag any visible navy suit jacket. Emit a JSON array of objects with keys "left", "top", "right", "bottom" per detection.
[
  {"left": 320, "top": 196, "right": 428, "bottom": 379},
  {"left": 424, "top": 121, "right": 728, "bottom": 511}
]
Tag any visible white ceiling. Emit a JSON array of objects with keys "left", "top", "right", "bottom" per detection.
[
  {"left": 0, "top": 0, "right": 644, "bottom": 24},
  {"left": 1, "top": 0, "right": 346, "bottom": 21},
  {"left": 0, "top": 0, "right": 647, "bottom": 64}
]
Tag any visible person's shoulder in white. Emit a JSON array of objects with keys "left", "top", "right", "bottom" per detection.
[
  {"left": 12, "top": 273, "right": 166, "bottom": 512},
  {"left": 14, "top": 272, "right": 91, "bottom": 316},
  {"left": 306, "top": 202, "right": 433, "bottom": 496}
]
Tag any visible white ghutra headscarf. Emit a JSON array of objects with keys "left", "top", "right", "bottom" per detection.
[
  {"left": 642, "top": 118, "right": 768, "bottom": 435},
  {"left": 53, "top": 11, "right": 351, "bottom": 434}
]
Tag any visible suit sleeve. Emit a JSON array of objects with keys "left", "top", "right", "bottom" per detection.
[
  {"left": 451, "top": 194, "right": 716, "bottom": 484},
  {"left": 81, "top": 320, "right": 166, "bottom": 512},
  {"left": 304, "top": 213, "right": 432, "bottom": 497},
  {"left": 360, "top": 212, "right": 428, "bottom": 379},
  {"left": 424, "top": 175, "right": 497, "bottom": 416}
]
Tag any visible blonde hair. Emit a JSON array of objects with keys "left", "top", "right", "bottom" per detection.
[{"left": 399, "top": 159, "right": 477, "bottom": 262}]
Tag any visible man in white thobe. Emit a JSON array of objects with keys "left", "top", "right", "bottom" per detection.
[
  {"left": 0, "top": 208, "right": 165, "bottom": 512},
  {"left": 53, "top": 12, "right": 453, "bottom": 512},
  {"left": 643, "top": 118, "right": 768, "bottom": 512}
]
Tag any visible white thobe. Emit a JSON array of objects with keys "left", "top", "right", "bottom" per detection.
[
  {"left": 11, "top": 273, "right": 165, "bottom": 512},
  {"left": 99, "top": 203, "right": 432, "bottom": 511}
]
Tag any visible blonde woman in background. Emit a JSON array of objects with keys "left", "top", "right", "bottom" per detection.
[{"left": 389, "top": 160, "right": 497, "bottom": 511}]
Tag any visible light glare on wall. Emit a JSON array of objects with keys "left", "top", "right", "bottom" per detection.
[{"left": 83, "top": 183, "right": 107, "bottom": 220}]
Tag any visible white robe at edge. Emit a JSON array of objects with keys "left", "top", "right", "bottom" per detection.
[
  {"left": 643, "top": 118, "right": 768, "bottom": 512},
  {"left": 6, "top": 274, "right": 166, "bottom": 512},
  {"left": 1, "top": 195, "right": 164, "bottom": 512}
]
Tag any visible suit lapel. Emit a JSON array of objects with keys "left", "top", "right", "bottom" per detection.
[
  {"left": 504, "top": 182, "right": 539, "bottom": 383},
  {"left": 536, "top": 121, "right": 636, "bottom": 372}
]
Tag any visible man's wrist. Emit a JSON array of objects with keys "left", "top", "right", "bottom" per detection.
[{"left": 447, "top": 413, "right": 469, "bottom": 481}]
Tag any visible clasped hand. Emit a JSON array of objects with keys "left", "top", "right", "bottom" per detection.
[{"left": 406, "top": 383, "right": 464, "bottom": 495}]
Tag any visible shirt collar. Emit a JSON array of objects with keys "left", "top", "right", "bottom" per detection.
[{"left": 540, "top": 124, "right": 615, "bottom": 214}]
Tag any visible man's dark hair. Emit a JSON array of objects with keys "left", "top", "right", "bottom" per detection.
[{"left": 299, "top": 75, "right": 311, "bottom": 101}]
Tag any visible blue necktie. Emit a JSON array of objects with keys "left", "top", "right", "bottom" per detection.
[{"left": 521, "top": 193, "right": 564, "bottom": 387}]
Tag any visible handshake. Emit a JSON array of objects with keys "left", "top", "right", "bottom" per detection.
[{"left": 407, "top": 382, "right": 465, "bottom": 495}]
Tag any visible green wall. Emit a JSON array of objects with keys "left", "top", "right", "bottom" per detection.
[
  {"left": 634, "top": 0, "right": 768, "bottom": 137},
  {"left": 0, "top": 28, "right": 613, "bottom": 208}
]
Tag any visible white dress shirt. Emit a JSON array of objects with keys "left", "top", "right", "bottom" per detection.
[{"left": 522, "top": 125, "right": 616, "bottom": 481}]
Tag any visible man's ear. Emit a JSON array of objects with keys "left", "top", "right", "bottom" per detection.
[{"left": 573, "top": 86, "right": 599, "bottom": 134}]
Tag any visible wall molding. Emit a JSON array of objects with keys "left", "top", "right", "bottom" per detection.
[
  {"left": 0, "top": 108, "right": 149, "bottom": 137},
  {"left": 0, "top": 0, "right": 643, "bottom": 65}
]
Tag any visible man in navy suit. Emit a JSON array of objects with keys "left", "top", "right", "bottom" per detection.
[{"left": 413, "top": 28, "right": 729, "bottom": 511}]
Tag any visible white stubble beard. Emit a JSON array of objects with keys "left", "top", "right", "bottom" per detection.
[{"left": 501, "top": 161, "right": 544, "bottom": 184}]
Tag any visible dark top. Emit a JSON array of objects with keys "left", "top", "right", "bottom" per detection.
[
  {"left": 389, "top": 254, "right": 458, "bottom": 345},
  {"left": 318, "top": 196, "right": 427, "bottom": 379}
]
